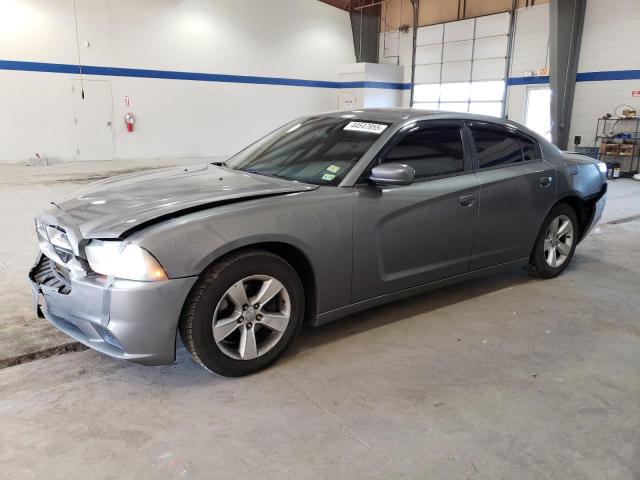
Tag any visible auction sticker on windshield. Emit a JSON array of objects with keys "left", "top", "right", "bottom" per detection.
[{"left": 344, "top": 122, "right": 388, "bottom": 134}]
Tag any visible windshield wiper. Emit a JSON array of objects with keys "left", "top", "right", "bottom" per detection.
[{"left": 211, "top": 161, "right": 229, "bottom": 167}]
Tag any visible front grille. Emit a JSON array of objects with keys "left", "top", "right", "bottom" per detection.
[
  {"left": 52, "top": 260, "right": 71, "bottom": 283},
  {"left": 32, "top": 255, "right": 72, "bottom": 294}
]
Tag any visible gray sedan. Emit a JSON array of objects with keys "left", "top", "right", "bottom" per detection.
[{"left": 30, "top": 109, "right": 607, "bottom": 376}]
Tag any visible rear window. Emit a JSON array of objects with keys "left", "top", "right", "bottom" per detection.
[
  {"left": 471, "top": 127, "right": 523, "bottom": 168},
  {"left": 521, "top": 136, "right": 539, "bottom": 161},
  {"left": 471, "top": 125, "right": 540, "bottom": 168}
]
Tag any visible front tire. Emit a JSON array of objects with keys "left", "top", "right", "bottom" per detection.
[
  {"left": 529, "top": 203, "right": 578, "bottom": 278},
  {"left": 180, "top": 249, "right": 304, "bottom": 376}
]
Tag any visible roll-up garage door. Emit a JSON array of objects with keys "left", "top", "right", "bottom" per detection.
[{"left": 413, "top": 12, "right": 511, "bottom": 117}]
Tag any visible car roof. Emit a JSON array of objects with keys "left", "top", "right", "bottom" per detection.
[
  {"left": 310, "top": 108, "right": 557, "bottom": 157},
  {"left": 314, "top": 107, "right": 515, "bottom": 128}
]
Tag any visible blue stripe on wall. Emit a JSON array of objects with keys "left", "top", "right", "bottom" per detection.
[
  {"left": 341, "top": 80, "right": 411, "bottom": 90},
  {"left": 2, "top": 59, "right": 638, "bottom": 89},
  {"left": 0, "top": 59, "right": 411, "bottom": 90},
  {"left": 507, "top": 76, "right": 550, "bottom": 86},
  {"left": 508, "top": 69, "right": 640, "bottom": 86},
  {"left": 577, "top": 70, "right": 640, "bottom": 82}
]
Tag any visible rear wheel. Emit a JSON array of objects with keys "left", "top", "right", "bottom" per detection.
[
  {"left": 180, "top": 249, "right": 304, "bottom": 376},
  {"left": 529, "top": 203, "right": 578, "bottom": 278}
]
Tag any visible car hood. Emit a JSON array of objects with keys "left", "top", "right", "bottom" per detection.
[{"left": 50, "top": 163, "right": 317, "bottom": 239}]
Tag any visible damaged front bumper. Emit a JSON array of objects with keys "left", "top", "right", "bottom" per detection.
[{"left": 29, "top": 254, "right": 197, "bottom": 366}]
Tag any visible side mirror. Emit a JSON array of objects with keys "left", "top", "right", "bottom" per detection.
[{"left": 369, "top": 163, "right": 415, "bottom": 186}]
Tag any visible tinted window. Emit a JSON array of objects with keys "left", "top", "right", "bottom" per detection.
[
  {"left": 471, "top": 127, "right": 523, "bottom": 168},
  {"left": 521, "top": 136, "right": 539, "bottom": 161},
  {"left": 227, "top": 117, "right": 388, "bottom": 185},
  {"left": 381, "top": 126, "right": 465, "bottom": 180}
]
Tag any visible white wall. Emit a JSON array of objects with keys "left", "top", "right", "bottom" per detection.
[
  {"left": 337, "top": 62, "right": 406, "bottom": 109},
  {"left": 0, "top": 0, "right": 356, "bottom": 163},
  {"left": 569, "top": 0, "right": 640, "bottom": 147}
]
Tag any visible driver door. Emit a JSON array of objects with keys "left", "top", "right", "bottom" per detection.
[{"left": 351, "top": 121, "right": 479, "bottom": 302}]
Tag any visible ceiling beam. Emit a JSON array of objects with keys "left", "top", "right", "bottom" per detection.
[{"left": 319, "top": 0, "right": 382, "bottom": 12}]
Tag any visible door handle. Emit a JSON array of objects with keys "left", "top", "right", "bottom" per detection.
[
  {"left": 539, "top": 176, "right": 553, "bottom": 187},
  {"left": 106, "top": 121, "right": 112, "bottom": 127},
  {"left": 457, "top": 195, "right": 475, "bottom": 207}
]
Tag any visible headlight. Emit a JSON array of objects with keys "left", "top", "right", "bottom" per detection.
[
  {"left": 597, "top": 162, "right": 607, "bottom": 174},
  {"left": 84, "top": 241, "right": 168, "bottom": 281}
]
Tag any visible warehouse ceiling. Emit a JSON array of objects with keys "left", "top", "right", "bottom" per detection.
[{"left": 319, "top": 0, "right": 380, "bottom": 12}]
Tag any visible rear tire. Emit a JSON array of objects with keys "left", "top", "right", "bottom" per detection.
[
  {"left": 179, "top": 249, "right": 304, "bottom": 376},
  {"left": 528, "top": 203, "right": 578, "bottom": 278}
]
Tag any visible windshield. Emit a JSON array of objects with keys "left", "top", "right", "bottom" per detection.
[{"left": 225, "top": 116, "right": 390, "bottom": 186}]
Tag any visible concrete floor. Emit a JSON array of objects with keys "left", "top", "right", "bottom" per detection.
[{"left": 1, "top": 161, "right": 639, "bottom": 479}]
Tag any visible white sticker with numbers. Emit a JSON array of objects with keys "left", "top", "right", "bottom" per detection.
[{"left": 344, "top": 121, "right": 388, "bottom": 134}]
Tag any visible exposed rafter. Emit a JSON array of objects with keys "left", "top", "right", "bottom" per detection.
[{"left": 318, "top": 0, "right": 383, "bottom": 12}]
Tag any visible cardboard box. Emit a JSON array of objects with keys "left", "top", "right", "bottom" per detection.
[
  {"left": 604, "top": 143, "right": 621, "bottom": 155},
  {"left": 619, "top": 144, "right": 638, "bottom": 156}
]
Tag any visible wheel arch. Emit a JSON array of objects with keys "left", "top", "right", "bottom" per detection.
[
  {"left": 249, "top": 241, "right": 318, "bottom": 325},
  {"left": 528, "top": 194, "right": 590, "bottom": 264},
  {"left": 184, "top": 240, "right": 318, "bottom": 327},
  {"left": 556, "top": 195, "right": 588, "bottom": 240}
]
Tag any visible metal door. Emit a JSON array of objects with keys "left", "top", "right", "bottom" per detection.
[{"left": 71, "top": 79, "right": 115, "bottom": 161}]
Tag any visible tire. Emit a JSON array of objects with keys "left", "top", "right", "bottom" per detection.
[
  {"left": 179, "top": 249, "right": 304, "bottom": 376},
  {"left": 528, "top": 203, "right": 579, "bottom": 278}
]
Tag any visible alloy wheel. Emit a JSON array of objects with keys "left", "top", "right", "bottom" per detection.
[
  {"left": 212, "top": 275, "right": 291, "bottom": 360},
  {"left": 543, "top": 214, "right": 574, "bottom": 268}
]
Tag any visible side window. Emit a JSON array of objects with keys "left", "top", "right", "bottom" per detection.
[
  {"left": 520, "top": 136, "right": 539, "bottom": 161},
  {"left": 381, "top": 126, "right": 465, "bottom": 180},
  {"left": 471, "top": 127, "right": 523, "bottom": 169}
]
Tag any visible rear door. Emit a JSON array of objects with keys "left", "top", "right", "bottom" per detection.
[
  {"left": 351, "top": 121, "right": 479, "bottom": 301},
  {"left": 467, "top": 122, "right": 556, "bottom": 270}
]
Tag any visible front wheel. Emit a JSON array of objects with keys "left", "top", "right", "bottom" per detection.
[
  {"left": 529, "top": 203, "right": 578, "bottom": 278},
  {"left": 180, "top": 250, "right": 304, "bottom": 376}
]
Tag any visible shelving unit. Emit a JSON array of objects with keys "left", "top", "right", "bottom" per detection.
[{"left": 593, "top": 116, "right": 640, "bottom": 177}]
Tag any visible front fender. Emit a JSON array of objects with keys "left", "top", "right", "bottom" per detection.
[
  {"left": 189, "top": 233, "right": 317, "bottom": 279},
  {"left": 126, "top": 189, "right": 356, "bottom": 314}
]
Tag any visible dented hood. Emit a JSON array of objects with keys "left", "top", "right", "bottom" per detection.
[{"left": 52, "top": 163, "right": 317, "bottom": 238}]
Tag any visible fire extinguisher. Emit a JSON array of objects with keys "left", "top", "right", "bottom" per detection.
[{"left": 124, "top": 112, "right": 135, "bottom": 132}]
